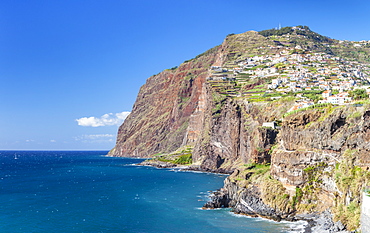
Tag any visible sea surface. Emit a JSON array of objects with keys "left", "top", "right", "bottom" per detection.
[{"left": 0, "top": 151, "right": 306, "bottom": 233}]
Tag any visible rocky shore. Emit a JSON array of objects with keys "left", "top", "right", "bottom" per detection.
[
  {"left": 140, "top": 159, "right": 350, "bottom": 232},
  {"left": 139, "top": 160, "right": 178, "bottom": 169},
  {"left": 138, "top": 159, "right": 233, "bottom": 174},
  {"left": 203, "top": 177, "right": 351, "bottom": 233}
]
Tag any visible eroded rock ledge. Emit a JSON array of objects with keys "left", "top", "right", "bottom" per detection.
[
  {"left": 138, "top": 159, "right": 233, "bottom": 174},
  {"left": 203, "top": 175, "right": 350, "bottom": 233}
]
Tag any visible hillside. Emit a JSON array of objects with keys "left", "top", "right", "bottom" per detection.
[{"left": 109, "top": 26, "right": 370, "bottom": 231}]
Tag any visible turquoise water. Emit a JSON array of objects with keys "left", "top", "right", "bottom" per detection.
[{"left": 0, "top": 151, "right": 303, "bottom": 232}]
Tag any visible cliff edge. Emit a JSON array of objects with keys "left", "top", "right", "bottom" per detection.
[{"left": 110, "top": 26, "right": 370, "bottom": 231}]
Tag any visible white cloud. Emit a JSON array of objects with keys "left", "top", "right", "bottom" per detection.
[
  {"left": 50, "top": 140, "right": 56, "bottom": 143},
  {"left": 74, "top": 134, "right": 116, "bottom": 143},
  {"left": 76, "top": 112, "right": 130, "bottom": 127},
  {"left": 81, "top": 134, "right": 114, "bottom": 140}
]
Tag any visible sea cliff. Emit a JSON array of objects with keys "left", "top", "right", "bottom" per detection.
[{"left": 110, "top": 26, "right": 370, "bottom": 231}]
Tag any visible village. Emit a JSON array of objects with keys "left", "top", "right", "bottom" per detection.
[{"left": 207, "top": 44, "right": 370, "bottom": 112}]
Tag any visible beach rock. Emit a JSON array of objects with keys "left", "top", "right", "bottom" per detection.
[
  {"left": 309, "top": 210, "right": 348, "bottom": 233},
  {"left": 203, "top": 188, "right": 230, "bottom": 208},
  {"left": 139, "top": 160, "right": 177, "bottom": 168}
]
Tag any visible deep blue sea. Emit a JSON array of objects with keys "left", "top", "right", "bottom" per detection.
[{"left": 0, "top": 151, "right": 306, "bottom": 232}]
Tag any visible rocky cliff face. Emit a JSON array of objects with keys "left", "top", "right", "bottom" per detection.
[
  {"left": 109, "top": 30, "right": 272, "bottom": 158},
  {"left": 192, "top": 97, "right": 281, "bottom": 172},
  {"left": 270, "top": 106, "right": 370, "bottom": 230},
  {"left": 110, "top": 27, "right": 370, "bottom": 231},
  {"left": 200, "top": 104, "right": 370, "bottom": 231},
  {"left": 272, "top": 106, "right": 370, "bottom": 189},
  {"left": 109, "top": 47, "right": 219, "bottom": 157}
]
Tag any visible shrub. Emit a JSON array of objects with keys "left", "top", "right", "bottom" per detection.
[
  {"left": 349, "top": 89, "right": 368, "bottom": 100},
  {"left": 174, "top": 154, "right": 192, "bottom": 165}
]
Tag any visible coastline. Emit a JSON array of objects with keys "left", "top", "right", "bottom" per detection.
[
  {"left": 138, "top": 159, "right": 350, "bottom": 233},
  {"left": 139, "top": 159, "right": 233, "bottom": 174}
]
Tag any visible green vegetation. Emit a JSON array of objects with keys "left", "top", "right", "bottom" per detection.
[
  {"left": 230, "top": 162, "right": 295, "bottom": 214},
  {"left": 348, "top": 110, "right": 362, "bottom": 119},
  {"left": 174, "top": 153, "right": 192, "bottom": 164},
  {"left": 294, "top": 26, "right": 331, "bottom": 43},
  {"left": 259, "top": 26, "right": 331, "bottom": 44},
  {"left": 283, "top": 103, "right": 330, "bottom": 118},
  {"left": 353, "top": 99, "right": 370, "bottom": 106},
  {"left": 246, "top": 64, "right": 268, "bottom": 70},
  {"left": 303, "top": 162, "right": 327, "bottom": 190},
  {"left": 314, "top": 104, "right": 340, "bottom": 123},
  {"left": 292, "top": 187, "right": 303, "bottom": 209},
  {"left": 268, "top": 144, "right": 278, "bottom": 154},
  {"left": 289, "top": 162, "right": 329, "bottom": 212},
  {"left": 153, "top": 147, "right": 193, "bottom": 165},
  {"left": 229, "top": 163, "right": 272, "bottom": 189},
  {"left": 332, "top": 149, "right": 370, "bottom": 230},
  {"left": 307, "top": 67, "right": 317, "bottom": 73},
  {"left": 152, "top": 153, "right": 164, "bottom": 157},
  {"left": 256, "top": 147, "right": 266, "bottom": 153},
  {"left": 331, "top": 43, "right": 370, "bottom": 63},
  {"left": 274, "top": 62, "right": 287, "bottom": 69},
  {"left": 349, "top": 88, "right": 368, "bottom": 100},
  {"left": 212, "top": 92, "right": 227, "bottom": 115},
  {"left": 244, "top": 162, "right": 270, "bottom": 170},
  {"left": 259, "top": 27, "right": 294, "bottom": 37},
  {"left": 301, "top": 90, "right": 323, "bottom": 103},
  {"left": 229, "top": 144, "right": 368, "bottom": 229},
  {"left": 166, "top": 66, "right": 178, "bottom": 71},
  {"left": 178, "top": 96, "right": 190, "bottom": 109},
  {"left": 247, "top": 88, "right": 266, "bottom": 92},
  {"left": 262, "top": 174, "right": 293, "bottom": 214},
  {"left": 287, "top": 149, "right": 370, "bottom": 230}
]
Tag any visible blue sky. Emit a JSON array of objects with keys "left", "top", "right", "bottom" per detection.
[{"left": 1, "top": 0, "right": 369, "bottom": 150}]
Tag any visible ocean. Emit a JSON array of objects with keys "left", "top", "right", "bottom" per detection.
[{"left": 0, "top": 151, "right": 306, "bottom": 232}]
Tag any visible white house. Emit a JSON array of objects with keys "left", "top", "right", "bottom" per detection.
[
  {"left": 322, "top": 90, "right": 332, "bottom": 98},
  {"left": 272, "top": 78, "right": 281, "bottom": 85},
  {"left": 327, "top": 92, "right": 352, "bottom": 105}
]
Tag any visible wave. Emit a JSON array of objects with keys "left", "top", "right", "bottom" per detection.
[{"left": 228, "top": 212, "right": 309, "bottom": 233}]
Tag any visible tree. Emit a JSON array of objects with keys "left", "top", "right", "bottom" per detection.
[{"left": 349, "top": 89, "right": 368, "bottom": 100}]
